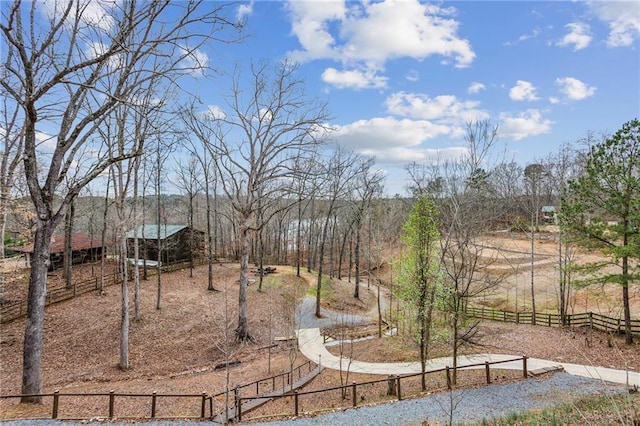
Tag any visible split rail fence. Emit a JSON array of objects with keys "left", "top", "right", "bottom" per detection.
[
  {"left": 465, "top": 306, "right": 640, "bottom": 337},
  {"left": 1, "top": 357, "right": 527, "bottom": 422},
  {"left": 234, "top": 356, "right": 528, "bottom": 422},
  {"left": 0, "top": 259, "right": 203, "bottom": 324},
  {"left": 0, "top": 361, "right": 317, "bottom": 422}
]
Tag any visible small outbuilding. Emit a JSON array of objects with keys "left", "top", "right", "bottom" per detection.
[
  {"left": 9, "top": 232, "right": 106, "bottom": 271},
  {"left": 540, "top": 206, "right": 557, "bottom": 224},
  {"left": 126, "top": 224, "right": 204, "bottom": 265}
]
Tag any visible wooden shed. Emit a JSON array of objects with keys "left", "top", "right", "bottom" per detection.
[
  {"left": 9, "top": 232, "right": 106, "bottom": 271},
  {"left": 126, "top": 224, "right": 204, "bottom": 265}
]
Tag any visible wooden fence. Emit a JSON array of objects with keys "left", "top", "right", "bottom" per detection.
[
  {"left": 465, "top": 306, "right": 640, "bottom": 337},
  {"left": 0, "top": 259, "right": 204, "bottom": 324},
  {"left": 234, "top": 356, "right": 528, "bottom": 421},
  {"left": 0, "top": 390, "right": 211, "bottom": 421},
  {"left": 1, "top": 357, "right": 527, "bottom": 422},
  {"left": 0, "top": 360, "right": 316, "bottom": 422}
]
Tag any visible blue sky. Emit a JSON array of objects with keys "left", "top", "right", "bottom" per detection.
[
  {"left": 21, "top": 0, "right": 640, "bottom": 196},
  {"left": 198, "top": 0, "right": 639, "bottom": 195}
]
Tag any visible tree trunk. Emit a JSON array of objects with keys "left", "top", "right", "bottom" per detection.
[
  {"left": 205, "top": 163, "right": 216, "bottom": 291},
  {"left": 133, "top": 162, "right": 141, "bottom": 320},
  {"left": 530, "top": 213, "right": 536, "bottom": 325},
  {"left": 236, "top": 225, "right": 253, "bottom": 342},
  {"left": 100, "top": 182, "right": 110, "bottom": 295},
  {"left": 296, "top": 198, "right": 302, "bottom": 277},
  {"left": 64, "top": 201, "right": 75, "bottom": 289},
  {"left": 354, "top": 223, "right": 361, "bottom": 299},
  {"left": 119, "top": 234, "right": 129, "bottom": 369},
  {"left": 622, "top": 232, "right": 633, "bottom": 344},
  {"left": 21, "top": 225, "right": 55, "bottom": 403},
  {"left": 315, "top": 213, "right": 333, "bottom": 318}
]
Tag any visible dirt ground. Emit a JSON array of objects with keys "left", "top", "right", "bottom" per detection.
[
  {"left": 1, "top": 232, "right": 639, "bottom": 421},
  {"left": 475, "top": 231, "right": 640, "bottom": 317}
]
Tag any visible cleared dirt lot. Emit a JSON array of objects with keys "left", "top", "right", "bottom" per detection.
[{"left": 475, "top": 231, "right": 640, "bottom": 318}]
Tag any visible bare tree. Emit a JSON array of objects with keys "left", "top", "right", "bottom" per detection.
[
  {"left": 179, "top": 109, "right": 221, "bottom": 291},
  {"left": 523, "top": 162, "right": 547, "bottom": 323},
  {"left": 0, "top": 90, "right": 25, "bottom": 301},
  {"left": 314, "top": 147, "right": 361, "bottom": 317},
  {"left": 437, "top": 120, "right": 502, "bottom": 385},
  {"left": 173, "top": 155, "right": 203, "bottom": 277},
  {"left": 349, "top": 157, "right": 384, "bottom": 299},
  {"left": 544, "top": 143, "right": 584, "bottom": 324},
  {"left": 184, "top": 60, "right": 330, "bottom": 341},
  {"left": 1, "top": 0, "right": 241, "bottom": 401}
]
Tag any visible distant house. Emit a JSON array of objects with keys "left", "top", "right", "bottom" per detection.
[
  {"left": 126, "top": 224, "right": 204, "bottom": 264},
  {"left": 540, "top": 206, "right": 557, "bottom": 224},
  {"left": 10, "top": 232, "right": 106, "bottom": 271}
]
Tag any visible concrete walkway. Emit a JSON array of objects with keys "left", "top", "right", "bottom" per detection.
[
  {"left": 296, "top": 327, "right": 640, "bottom": 386},
  {"left": 295, "top": 286, "right": 640, "bottom": 387}
]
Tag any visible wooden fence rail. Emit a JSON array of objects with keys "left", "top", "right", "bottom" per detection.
[
  {"left": 235, "top": 356, "right": 528, "bottom": 421},
  {"left": 0, "top": 390, "right": 210, "bottom": 421},
  {"left": 232, "top": 360, "right": 315, "bottom": 398},
  {"left": 0, "top": 360, "right": 316, "bottom": 422},
  {"left": 0, "top": 259, "right": 208, "bottom": 324},
  {"left": 465, "top": 307, "right": 640, "bottom": 337}
]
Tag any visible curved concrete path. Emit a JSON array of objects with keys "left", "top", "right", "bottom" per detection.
[
  {"left": 297, "top": 327, "right": 640, "bottom": 386},
  {"left": 295, "top": 288, "right": 640, "bottom": 387}
]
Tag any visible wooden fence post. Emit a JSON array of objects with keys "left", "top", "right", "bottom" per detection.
[
  {"left": 352, "top": 381, "right": 357, "bottom": 407},
  {"left": 52, "top": 390, "right": 60, "bottom": 419},
  {"left": 386, "top": 375, "right": 396, "bottom": 396},
  {"left": 109, "top": 390, "right": 115, "bottom": 418},
  {"left": 201, "top": 392, "right": 207, "bottom": 418},
  {"left": 446, "top": 367, "right": 452, "bottom": 390},
  {"left": 485, "top": 362, "right": 491, "bottom": 384},
  {"left": 396, "top": 376, "right": 402, "bottom": 401},
  {"left": 294, "top": 391, "right": 299, "bottom": 416},
  {"left": 522, "top": 356, "right": 528, "bottom": 378},
  {"left": 151, "top": 391, "right": 157, "bottom": 418}
]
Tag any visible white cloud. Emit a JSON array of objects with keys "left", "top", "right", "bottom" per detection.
[
  {"left": 286, "top": 0, "right": 475, "bottom": 89},
  {"left": 504, "top": 27, "right": 541, "bottom": 46},
  {"left": 518, "top": 27, "right": 541, "bottom": 42},
  {"left": 385, "top": 92, "right": 489, "bottom": 123},
  {"left": 557, "top": 22, "right": 592, "bottom": 50},
  {"left": 236, "top": 1, "right": 253, "bottom": 22},
  {"left": 588, "top": 2, "right": 640, "bottom": 47},
  {"left": 332, "top": 116, "right": 466, "bottom": 165},
  {"left": 40, "top": 0, "right": 116, "bottom": 31},
  {"left": 179, "top": 46, "right": 209, "bottom": 78},
  {"left": 509, "top": 80, "right": 539, "bottom": 102},
  {"left": 334, "top": 117, "right": 452, "bottom": 151},
  {"left": 321, "top": 68, "right": 387, "bottom": 90},
  {"left": 555, "top": 77, "right": 596, "bottom": 101},
  {"left": 35, "top": 130, "right": 56, "bottom": 150},
  {"left": 203, "top": 105, "right": 226, "bottom": 120},
  {"left": 405, "top": 70, "right": 420, "bottom": 82},
  {"left": 549, "top": 97, "right": 560, "bottom": 105},
  {"left": 468, "top": 82, "right": 486, "bottom": 94},
  {"left": 285, "top": 1, "right": 346, "bottom": 61},
  {"left": 499, "top": 110, "right": 552, "bottom": 140},
  {"left": 356, "top": 146, "right": 468, "bottom": 166}
]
